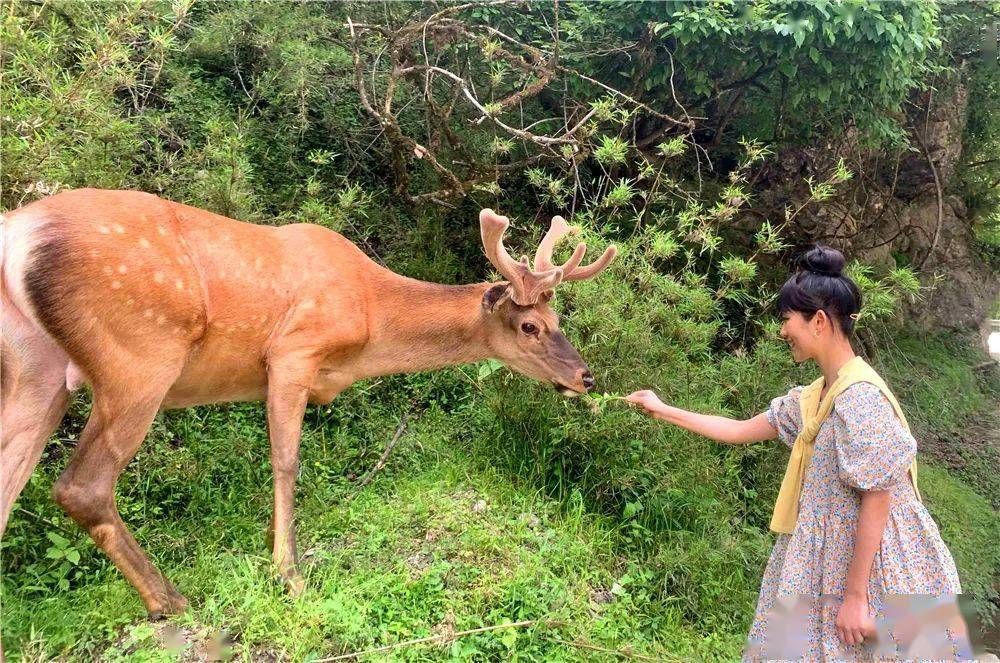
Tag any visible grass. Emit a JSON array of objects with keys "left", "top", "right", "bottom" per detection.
[
  {"left": 1, "top": 406, "right": 741, "bottom": 661},
  {"left": 2, "top": 330, "right": 998, "bottom": 660},
  {"left": 876, "top": 331, "right": 997, "bottom": 431},
  {"left": 875, "top": 329, "right": 1000, "bottom": 506},
  {"left": 919, "top": 464, "right": 1000, "bottom": 629},
  {"left": 873, "top": 328, "right": 1000, "bottom": 638}
]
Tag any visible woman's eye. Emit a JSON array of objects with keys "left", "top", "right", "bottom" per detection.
[{"left": 521, "top": 322, "right": 538, "bottom": 334}]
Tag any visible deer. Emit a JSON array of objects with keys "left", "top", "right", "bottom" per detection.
[{"left": 0, "top": 188, "right": 616, "bottom": 619}]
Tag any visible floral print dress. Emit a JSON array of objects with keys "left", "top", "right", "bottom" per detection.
[{"left": 744, "top": 381, "right": 966, "bottom": 662}]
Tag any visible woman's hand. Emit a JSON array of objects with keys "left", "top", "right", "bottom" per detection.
[
  {"left": 625, "top": 390, "right": 669, "bottom": 420},
  {"left": 836, "top": 593, "right": 877, "bottom": 646}
]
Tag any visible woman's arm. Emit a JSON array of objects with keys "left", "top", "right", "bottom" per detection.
[
  {"left": 836, "top": 489, "right": 890, "bottom": 645},
  {"left": 625, "top": 390, "right": 778, "bottom": 445}
]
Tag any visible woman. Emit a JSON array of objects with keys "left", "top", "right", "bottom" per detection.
[{"left": 626, "top": 247, "right": 970, "bottom": 661}]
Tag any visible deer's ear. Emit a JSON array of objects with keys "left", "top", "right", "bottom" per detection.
[{"left": 482, "top": 283, "right": 511, "bottom": 313}]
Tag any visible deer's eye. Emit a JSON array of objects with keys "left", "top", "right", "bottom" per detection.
[{"left": 520, "top": 322, "right": 538, "bottom": 335}]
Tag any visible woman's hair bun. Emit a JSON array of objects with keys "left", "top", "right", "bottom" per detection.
[{"left": 798, "top": 245, "right": 846, "bottom": 278}]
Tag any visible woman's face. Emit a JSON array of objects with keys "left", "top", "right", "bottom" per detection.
[{"left": 779, "top": 310, "right": 818, "bottom": 363}]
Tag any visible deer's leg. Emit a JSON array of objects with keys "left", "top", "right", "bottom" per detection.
[
  {"left": 0, "top": 324, "right": 71, "bottom": 535},
  {"left": 265, "top": 360, "right": 317, "bottom": 596},
  {"left": 52, "top": 376, "right": 186, "bottom": 618}
]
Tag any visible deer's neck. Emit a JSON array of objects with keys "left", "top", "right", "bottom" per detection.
[{"left": 356, "top": 273, "right": 493, "bottom": 378}]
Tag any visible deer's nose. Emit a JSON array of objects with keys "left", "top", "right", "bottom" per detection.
[{"left": 581, "top": 371, "right": 596, "bottom": 392}]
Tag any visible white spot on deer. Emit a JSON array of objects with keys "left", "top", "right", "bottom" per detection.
[
  {"left": 154, "top": 271, "right": 164, "bottom": 284},
  {"left": 117, "top": 264, "right": 127, "bottom": 274},
  {"left": 113, "top": 224, "right": 125, "bottom": 234},
  {"left": 157, "top": 226, "right": 168, "bottom": 236},
  {"left": 126, "top": 298, "right": 135, "bottom": 307},
  {"left": 178, "top": 255, "right": 191, "bottom": 265},
  {"left": 254, "top": 257, "right": 263, "bottom": 270},
  {"left": 156, "top": 315, "right": 167, "bottom": 325},
  {"left": 219, "top": 270, "right": 226, "bottom": 279},
  {"left": 144, "top": 308, "right": 154, "bottom": 318},
  {"left": 98, "top": 225, "right": 110, "bottom": 234},
  {"left": 173, "top": 326, "right": 183, "bottom": 335},
  {"left": 139, "top": 237, "right": 151, "bottom": 249},
  {"left": 301, "top": 299, "right": 316, "bottom": 310},
  {"left": 175, "top": 279, "right": 184, "bottom": 290},
  {"left": 111, "top": 280, "right": 122, "bottom": 289}
]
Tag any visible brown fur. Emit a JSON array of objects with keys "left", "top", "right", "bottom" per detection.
[{"left": 1, "top": 188, "right": 607, "bottom": 617}]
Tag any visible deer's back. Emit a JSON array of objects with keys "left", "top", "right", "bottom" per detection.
[{"left": 9, "top": 189, "right": 375, "bottom": 405}]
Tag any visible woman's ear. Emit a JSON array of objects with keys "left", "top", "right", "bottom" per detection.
[{"left": 813, "top": 309, "right": 829, "bottom": 336}]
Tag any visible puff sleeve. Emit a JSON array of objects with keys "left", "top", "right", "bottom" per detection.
[
  {"left": 832, "top": 382, "right": 916, "bottom": 491},
  {"left": 765, "top": 386, "right": 804, "bottom": 448}
]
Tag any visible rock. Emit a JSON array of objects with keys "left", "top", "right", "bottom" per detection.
[
  {"left": 519, "top": 512, "right": 541, "bottom": 529},
  {"left": 737, "top": 72, "right": 998, "bottom": 336},
  {"left": 405, "top": 551, "right": 433, "bottom": 577},
  {"left": 590, "top": 587, "right": 614, "bottom": 605},
  {"left": 431, "top": 611, "right": 457, "bottom": 644}
]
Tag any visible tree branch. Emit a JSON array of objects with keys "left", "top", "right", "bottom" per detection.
[{"left": 349, "top": 400, "right": 419, "bottom": 497}]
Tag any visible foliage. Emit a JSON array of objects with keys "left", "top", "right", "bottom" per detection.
[
  {"left": 951, "top": 1, "right": 1000, "bottom": 257},
  {"left": 875, "top": 329, "right": 1000, "bottom": 507},
  {"left": 1, "top": 404, "right": 744, "bottom": 660},
  {"left": 560, "top": 0, "right": 940, "bottom": 146},
  {"left": 2, "top": 0, "right": 997, "bottom": 658},
  {"left": 919, "top": 464, "right": 1000, "bottom": 627}
]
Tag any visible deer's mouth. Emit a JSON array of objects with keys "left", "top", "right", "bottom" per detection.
[{"left": 553, "top": 382, "right": 584, "bottom": 397}]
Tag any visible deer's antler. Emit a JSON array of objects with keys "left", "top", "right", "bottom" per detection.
[
  {"left": 534, "top": 215, "right": 585, "bottom": 273},
  {"left": 480, "top": 210, "right": 618, "bottom": 305},
  {"left": 533, "top": 215, "right": 618, "bottom": 283},
  {"left": 480, "top": 209, "right": 562, "bottom": 306}
]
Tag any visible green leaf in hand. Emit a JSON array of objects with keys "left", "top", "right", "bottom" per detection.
[{"left": 583, "top": 391, "right": 627, "bottom": 414}]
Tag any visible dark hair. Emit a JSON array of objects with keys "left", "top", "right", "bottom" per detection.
[{"left": 776, "top": 245, "right": 862, "bottom": 336}]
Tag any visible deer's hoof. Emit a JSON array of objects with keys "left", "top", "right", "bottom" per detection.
[
  {"left": 147, "top": 587, "right": 189, "bottom": 620},
  {"left": 281, "top": 571, "right": 306, "bottom": 597}
]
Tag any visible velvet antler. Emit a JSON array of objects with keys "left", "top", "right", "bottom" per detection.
[
  {"left": 480, "top": 209, "right": 562, "bottom": 306},
  {"left": 480, "top": 209, "right": 618, "bottom": 305}
]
